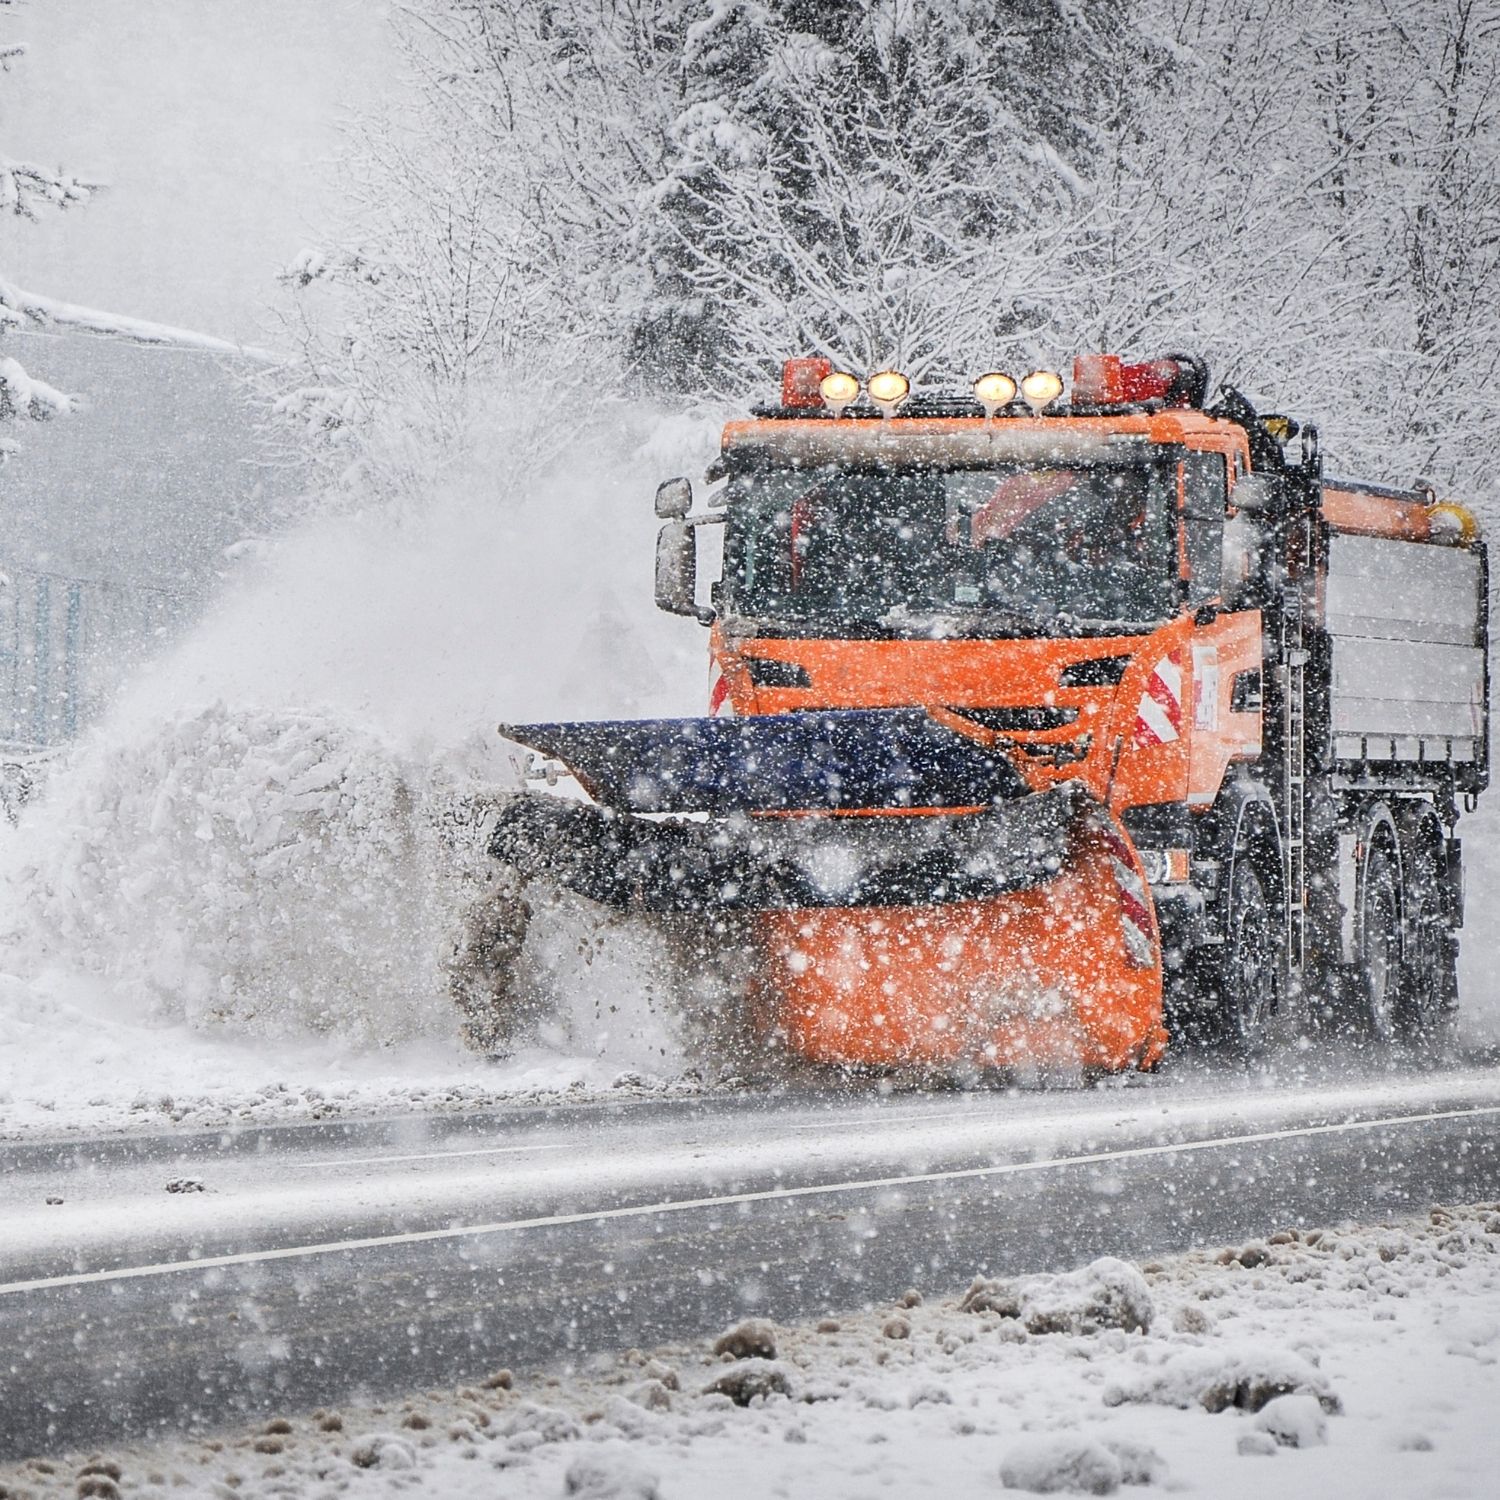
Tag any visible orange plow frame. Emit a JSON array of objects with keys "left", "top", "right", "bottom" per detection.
[{"left": 755, "top": 809, "right": 1169, "bottom": 1074}]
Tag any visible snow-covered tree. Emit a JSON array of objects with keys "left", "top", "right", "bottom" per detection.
[
  {"left": 410, "top": 0, "right": 1128, "bottom": 393},
  {"left": 277, "top": 0, "right": 1135, "bottom": 494},
  {"left": 632, "top": 1, "right": 1131, "bottom": 391},
  {"left": 283, "top": 0, "right": 1500, "bottom": 506},
  {"left": 1054, "top": 0, "right": 1500, "bottom": 500},
  {"left": 270, "top": 4, "right": 620, "bottom": 504},
  {"left": 0, "top": 0, "right": 95, "bottom": 452}
]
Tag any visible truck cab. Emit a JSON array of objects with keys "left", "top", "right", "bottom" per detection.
[{"left": 651, "top": 353, "right": 1488, "bottom": 1056}]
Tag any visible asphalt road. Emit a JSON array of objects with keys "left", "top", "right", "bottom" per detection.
[{"left": 3, "top": 1058, "right": 1500, "bottom": 1458}]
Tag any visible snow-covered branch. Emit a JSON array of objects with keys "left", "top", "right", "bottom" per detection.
[
  {"left": 0, "top": 352, "right": 71, "bottom": 420},
  {"left": 0, "top": 277, "right": 273, "bottom": 357},
  {"left": 0, "top": 156, "right": 94, "bottom": 219}
]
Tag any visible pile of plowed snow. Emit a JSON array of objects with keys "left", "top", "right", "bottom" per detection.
[
  {"left": 3, "top": 703, "right": 490, "bottom": 1042},
  {"left": 0, "top": 411, "right": 727, "bottom": 1134},
  {"left": 0, "top": 702, "right": 699, "bottom": 1136}
]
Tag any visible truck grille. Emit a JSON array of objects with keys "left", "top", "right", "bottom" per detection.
[{"left": 946, "top": 706, "right": 1079, "bottom": 732}]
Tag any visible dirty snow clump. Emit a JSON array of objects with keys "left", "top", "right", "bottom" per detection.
[
  {"left": 564, "top": 1447, "right": 662, "bottom": 1499},
  {"left": 1103, "top": 1340, "right": 1341, "bottom": 1414},
  {"left": 1253, "top": 1392, "right": 1328, "bottom": 1448},
  {"left": 349, "top": 1432, "right": 417, "bottom": 1469},
  {"left": 963, "top": 1256, "right": 1154, "bottom": 1335},
  {"left": 712, "top": 1317, "right": 777, "bottom": 1360},
  {"left": 702, "top": 1358, "right": 794, "bottom": 1405},
  {"left": 999, "top": 1435, "right": 1165, "bottom": 1494}
]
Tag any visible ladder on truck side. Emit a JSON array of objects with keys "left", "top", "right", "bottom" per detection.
[{"left": 1278, "top": 516, "right": 1312, "bottom": 981}]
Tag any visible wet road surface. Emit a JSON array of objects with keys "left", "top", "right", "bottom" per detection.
[{"left": 3, "top": 1056, "right": 1499, "bottom": 1456}]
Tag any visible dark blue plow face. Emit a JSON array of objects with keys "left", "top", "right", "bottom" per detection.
[{"left": 498, "top": 709, "right": 1027, "bottom": 814}]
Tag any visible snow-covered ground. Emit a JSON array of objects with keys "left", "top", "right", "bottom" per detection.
[{"left": 4, "top": 1202, "right": 1497, "bottom": 1496}]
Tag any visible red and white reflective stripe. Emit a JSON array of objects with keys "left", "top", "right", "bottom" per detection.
[
  {"left": 709, "top": 656, "right": 734, "bottom": 718},
  {"left": 1095, "top": 821, "right": 1157, "bottom": 969},
  {"left": 1133, "top": 651, "right": 1183, "bottom": 748}
]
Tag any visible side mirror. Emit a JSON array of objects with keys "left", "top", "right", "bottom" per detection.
[
  {"left": 655, "top": 477, "right": 692, "bottom": 519},
  {"left": 1230, "top": 473, "right": 1277, "bottom": 514},
  {"left": 1222, "top": 511, "right": 1265, "bottom": 607},
  {"left": 655, "top": 521, "right": 701, "bottom": 618}
]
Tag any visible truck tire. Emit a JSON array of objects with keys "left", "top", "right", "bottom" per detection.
[
  {"left": 1220, "top": 859, "right": 1280, "bottom": 1050},
  {"left": 1398, "top": 833, "right": 1457, "bottom": 1042},
  {"left": 1357, "top": 844, "right": 1400, "bottom": 1041}
]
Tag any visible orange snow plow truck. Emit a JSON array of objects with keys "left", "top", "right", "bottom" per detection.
[{"left": 489, "top": 353, "right": 1489, "bottom": 1072}]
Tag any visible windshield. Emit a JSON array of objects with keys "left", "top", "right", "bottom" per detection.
[{"left": 722, "top": 460, "right": 1179, "bottom": 636}]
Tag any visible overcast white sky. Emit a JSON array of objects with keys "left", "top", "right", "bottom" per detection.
[{"left": 3, "top": 0, "right": 395, "bottom": 347}]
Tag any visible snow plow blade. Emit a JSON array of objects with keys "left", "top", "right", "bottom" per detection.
[{"left": 493, "top": 710, "right": 1166, "bottom": 1073}]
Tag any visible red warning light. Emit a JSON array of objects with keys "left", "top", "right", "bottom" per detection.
[
  {"left": 1119, "top": 359, "right": 1181, "bottom": 403},
  {"left": 1073, "top": 354, "right": 1195, "bottom": 407},
  {"left": 782, "top": 356, "right": 833, "bottom": 409}
]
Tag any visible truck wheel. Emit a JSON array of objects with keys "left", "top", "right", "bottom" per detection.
[
  {"left": 1398, "top": 836, "right": 1457, "bottom": 1042},
  {"left": 1357, "top": 844, "right": 1400, "bottom": 1041},
  {"left": 1221, "top": 860, "right": 1279, "bottom": 1050}
]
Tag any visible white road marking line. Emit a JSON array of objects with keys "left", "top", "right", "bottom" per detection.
[
  {"left": 782, "top": 1108, "right": 981, "bottom": 1133},
  {"left": 299, "top": 1141, "right": 575, "bottom": 1171},
  {"left": 3, "top": 1103, "right": 1495, "bottom": 1297}
]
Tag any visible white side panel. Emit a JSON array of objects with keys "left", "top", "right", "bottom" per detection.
[
  {"left": 1331, "top": 637, "right": 1485, "bottom": 741},
  {"left": 1325, "top": 533, "right": 1480, "bottom": 647}
]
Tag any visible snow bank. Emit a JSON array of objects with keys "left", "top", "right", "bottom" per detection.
[
  {"left": 12, "top": 1203, "right": 1497, "bottom": 1498},
  {"left": 3, "top": 703, "right": 483, "bottom": 1044}
]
